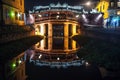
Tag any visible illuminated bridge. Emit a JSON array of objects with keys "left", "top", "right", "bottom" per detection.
[{"left": 26, "top": 3, "right": 100, "bottom": 65}]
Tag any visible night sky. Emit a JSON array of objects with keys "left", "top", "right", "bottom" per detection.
[{"left": 24, "top": 0, "right": 98, "bottom": 10}]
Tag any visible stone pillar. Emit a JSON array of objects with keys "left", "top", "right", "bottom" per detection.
[
  {"left": 72, "top": 40, "right": 76, "bottom": 50},
  {"left": 72, "top": 24, "right": 77, "bottom": 35},
  {"left": 40, "top": 24, "right": 45, "bottom": 50},
  {"left": 72, "top": 24, "right": 76, "bottom": 49},
  {"left": 48, "top": 23, "right": 52, "bottom": 50},
  {"left": 64, "top": 23, "right": 69, "bottom": 50}
]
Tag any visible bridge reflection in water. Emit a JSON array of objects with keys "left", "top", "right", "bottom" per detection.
[{"left": 27, "top": 37, "right": 83, "bottom": 68}]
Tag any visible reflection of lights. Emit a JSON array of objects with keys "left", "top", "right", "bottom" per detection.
[
  {"left": 56, "top": 15, "right": 60, "bottom": 18},
  {"left": 38, "top": 14, "right": 42, "bottom": 17},
  {"left": 76, "top": 56, "right": 79, "bottom": 59},
  {"left": 35, "top": 28, "right": 39, "bottom": 35},
  {"left": 12, "top": 63, "right": 16, "bottom": 68},
  {"left": 41, "top": 39, "right": 44, "bottom": 49},
  {"left": 19, "top": 60, "right": 22, "bottom": 64},
  {"left": 57, "top": 12, "right": 60, "bottom": 14},
  {"left": 82, "top": 14, "right": 88, "bottom": 23},
  {"left": 28, "top": 14, "right": 35, "bottom": 24},
  {"left": 40, "top": 24, "right": 44, "bottom": 35},
  {"left": 76, "top": 15, "right": 79, "bottom": 18},
  {"left": 85, "top": 62, "right": 90, "bottom": 66},
  {"left": 95, "top": 14, "right": 102, "bottom": 22},
  {"left": 39, "top": 54, "right": 42, "bottom": 59},
  {"left": 86, "top": 62, "right": 89, "bottom": 65},
  {"left": 57, "top": 57, "right": 60, "bottom": 60},
  {"left": 30, "top": 54, "right": 34, "bottom": 59}
]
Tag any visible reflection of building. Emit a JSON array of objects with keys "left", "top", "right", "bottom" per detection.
[
  {"left": 0, "top": 0, "right": 24, "bottom": 25},
  {"left": 30, "top": 3, "right": 81, "bottom": 61},
  {"left": 0, "top": 52, "right": 27, "bottom": 80},
  {"left": 81, "top": 13, "right": 103, "bottom": 27}
]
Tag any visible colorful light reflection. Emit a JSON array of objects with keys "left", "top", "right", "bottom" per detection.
[{"left": 106, "top": 16, "right": 120, "bottom": 28}]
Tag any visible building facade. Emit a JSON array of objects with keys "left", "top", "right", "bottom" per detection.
[
  {"left": 0, "top": 0, "right": 27, "bottom": 80},
  {"left": 0, "top": 0, "right": 24, "bottom": 25}
]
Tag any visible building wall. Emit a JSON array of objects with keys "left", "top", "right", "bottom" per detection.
[
  {"left": 96, "top": 0, "right": 109, "bottom": 19},
  {"left": 2, "top": 0, "right": 24, "bottom": 12},
  {"left": 109, "top": 0, "right": 120, "bottom": 15},
  {"left": 1, "top": 0, "right": 24, "bottom": 25}
]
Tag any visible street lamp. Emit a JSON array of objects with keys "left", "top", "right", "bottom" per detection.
[
  {"left": 85, "top": 1, "right": 91, "bottom": 6},
  {"left": 85, "top": 1, "right": 92, "bottom": 13}
]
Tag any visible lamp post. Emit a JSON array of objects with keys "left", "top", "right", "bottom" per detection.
[
  {"left": 86, "top": 1, "right": 91, "bottom": 6},
  {"left": 85, "top": 1, "right": 91, "bottom": 13}
]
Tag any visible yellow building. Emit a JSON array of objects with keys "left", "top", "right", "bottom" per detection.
[
  {"left": 0, "top": 0, "right": 27, "bottom": 80},
  {"left": 1, "top": 0, "right": 24, "bottom": 25},
  {"left": 31, "top": 3, "right": 81, "bottom": 61},
  {"left": 96, "top": 0, "right": 109, "bottom": 19}
]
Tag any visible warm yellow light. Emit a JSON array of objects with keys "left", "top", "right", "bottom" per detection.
[
  {"left": 18, "top": 60, "right": 22, "bottom": 64},
  {"left": 40, "top": 24, "right": 44, "bottom": 35},
  {"left": 18, "top": 13, "right": 21, "bottom": 17},
  {"left": 96, "top": 0, "right": 109, "bottom": 19},
  {"left": 38, "top": 14, "right": 42, "bottom": 17},
  {"left": 56, "top": 15, "right": 60, "bottom": 19},
  {"left": 72, "top": 24, "right": 76, "bottom": 35},
  {"left": 86, "top": 1, "right": 91, "bottom": 6},
  {"left": 76, "top": 15, "right": 79, "bottom": 18},
  {"left": 117, "top": 11, "right": 120, "bottom": 15},
  {"left": 35, "top": 28, "right": 40, "bottom": 35},
  {"left": 41, "top": 39, "right": 44, "bottom": 49}
]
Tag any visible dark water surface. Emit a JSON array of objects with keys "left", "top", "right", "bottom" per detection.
[{"left": 26, "top": 62, "right": 102, "bottom": 80}]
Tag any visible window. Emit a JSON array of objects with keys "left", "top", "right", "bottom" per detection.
[
  {"left": 111, "top": 2, "right": 114, "bottom": 8},
  {"left": 52, "top": 24, "right": 64, "bottom": 37},
  {"left": 15, "top": 12, "right": 18, "bottom": 20},
  {"left": 117, "top": 2, "right": 120, "bottom": 7},
  {"left": 20, "top": 0, "right": 22, "bottom": 5},
  {"left": 19, "top": 13, "right": 24, "bottom": 21},
  {"left": 5, "top": 9, "right": 9, "bottom": 20}
]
